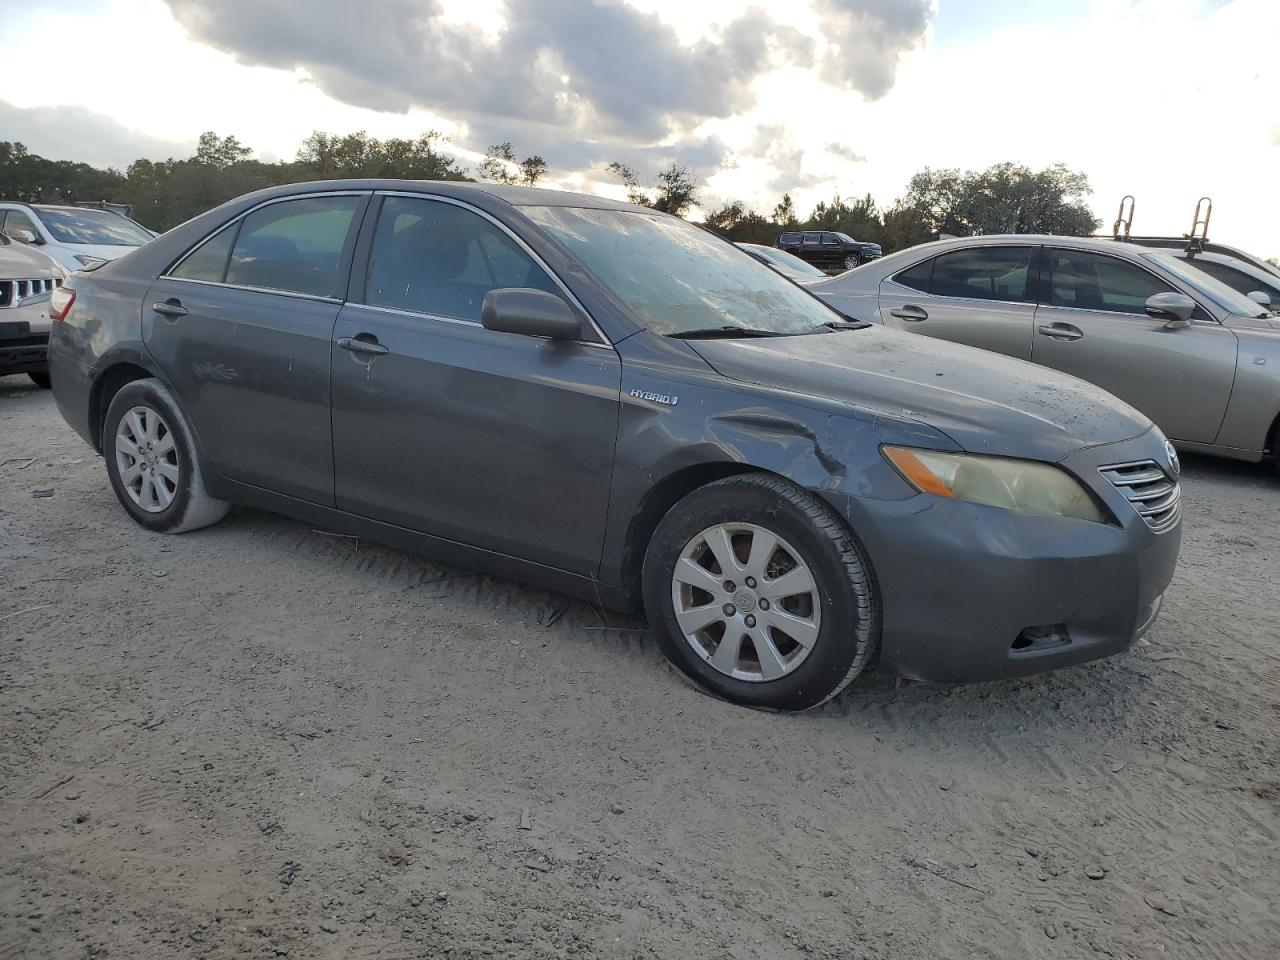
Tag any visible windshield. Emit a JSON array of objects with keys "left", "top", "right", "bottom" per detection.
[
  {"left": 524, "top": 206, "right": 839, "bottom": 335},
  {"left": 749, "top": 245, "right": 826, "bottom": 277},
  {"left": 1146, "top": 252, "right": 1270, "bottom": 318},
  {"left": 34, "top": 207, "right": 153, "bottom": 246}
]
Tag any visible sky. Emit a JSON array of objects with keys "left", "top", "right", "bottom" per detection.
[{"left": 1, "top": 0, "right": 1277, "bottom": 257}]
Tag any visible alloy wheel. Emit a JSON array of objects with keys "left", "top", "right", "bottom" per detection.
[
  {"left": 843, "top": 255, "right": 860, "bottom": 270},
  {"left": 670, "top": 522, "right": 822, "bottom": 682},
  {"left": 115, "top": 405, "right": 179, "bottom": 513}
]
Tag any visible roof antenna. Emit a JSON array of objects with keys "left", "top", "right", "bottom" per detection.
[
  {"left": 1186, "top": 197, "right": 1211, "bottom": 255},
  {"left": 1112, "top": 195, "right": 1135, "bottom": 241}
]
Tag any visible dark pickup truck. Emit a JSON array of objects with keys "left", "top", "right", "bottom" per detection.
[{"left": 777, "top": 231, "right": 882, "bottom": 272}]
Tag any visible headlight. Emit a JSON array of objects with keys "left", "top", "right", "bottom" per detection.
[
  {"left": 882, "top": 446, "right": 1107, "bottom": 523},
  {"left": 73, "top": 254, "right": 108, "bottom": 268}
]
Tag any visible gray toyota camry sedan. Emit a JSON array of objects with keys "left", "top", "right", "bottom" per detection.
[{"left": 47, "top": 181, "right": 1181, "bottom": 710}]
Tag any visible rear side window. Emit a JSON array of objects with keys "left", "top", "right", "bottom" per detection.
[
  {"left": 171, "top": 224, "right": 236, "bottom": 282},
  {"left": 1047, "top": 248, "right": 1173, "bottom": 314},
  {"left": 224, "top": 195, "right": 363, "bottom": 298},
  {"left": 802, "top": 233, "right": 820, "bottom": 244},
  {"left": 893, "top": 258, "right": 934, "bottom": 292},
  {"left": 363, "top": 196, "right": 559, "bottom": 322},
  {"left": 931, "top": 246, "right": 1033, "bottom": 303}
]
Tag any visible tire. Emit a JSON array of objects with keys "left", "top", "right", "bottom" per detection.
[
  {"left": 102, "top": 378, "right": 229, "bottom": 533},
  {"left": 28, "top": 370, "right": 51, "bottom": 389},
  {"left": 843, "top": 254, "right": 862, "bottom": 271},
  {"left": 642, "top": 473, "right": 879, "bottom": 711}
]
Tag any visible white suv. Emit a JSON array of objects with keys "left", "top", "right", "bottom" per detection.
[{"left": 0, "top": 203, "right": 155, "bottom": 273}]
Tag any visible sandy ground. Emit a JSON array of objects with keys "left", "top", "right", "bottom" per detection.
[{"left": 1, "top": 372, "right": 1278, "bottom": 960}]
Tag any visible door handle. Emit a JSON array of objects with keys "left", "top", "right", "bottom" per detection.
[
  {"left": 889, "top": 304, "right": 929, "bottom": 321},
  {"left": 1037, "top": 322, "right": 1084, "bottom": 342},
  {"left": 337, "top": 335, "right": 389, "bottom": 357},
  {"left": 152, "top": 299, "right": 187, "bottom": 318}
]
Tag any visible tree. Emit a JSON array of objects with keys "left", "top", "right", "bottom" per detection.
[
  {"left": 480, "top": 143, "right": 547, "bottom": 186},
  {"left": 702, "top": 200, "right": 776, "bottom": 244},
  {"left": 194, "top": 132, "right": 251, "bottom": 170},
  {"left": 652, "top": 163, "right": 697, "bottom": 217},
  {"left": 606, "top": 161, "right": 651, "bottom": 207},
  {"left": 896, "top": 163, "right": 1098, "bottom": 239},
  {"left": 772, "top": 193, "right": 799, "bottom": 230},
  {"left": 519, "top": 155, "right": 547, "bottom": 187}
]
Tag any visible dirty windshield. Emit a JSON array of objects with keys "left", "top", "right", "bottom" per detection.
[{"left": 522, "top": 206, "right": 838, "bottom": 336}]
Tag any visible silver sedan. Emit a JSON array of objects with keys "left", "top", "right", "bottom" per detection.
[{"left": 809, "top": 234, "right": 1280, "bottom": 474}]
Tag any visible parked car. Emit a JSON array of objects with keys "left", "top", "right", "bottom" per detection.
[
  {"left": 1149, "top": 249, "right": 1280, "bottom": 315},
  {"left": 0, "top": 234, "right": 65, "bottom": 388},
  {"left": 776, "top": 231, "right": 881, "bottom": 272},
  {"left": 0, "top": 202, "right": 155, "bottom": 272},
  {"left": 810, "top": 234, "right": 1280, "bottom": 475},
  {"left": 48, "top": 182, "right": 1180, "bottom": 710},
  {"left": 735, "top": 242, "right": 826, "bottom": 282}
]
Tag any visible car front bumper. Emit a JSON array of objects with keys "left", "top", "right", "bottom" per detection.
[
  {"left": 822, "top": 429, "right": 1181, "bottom": 683},
  {"left": 0, "top": 301, "right": 50, "bottom": 375}
]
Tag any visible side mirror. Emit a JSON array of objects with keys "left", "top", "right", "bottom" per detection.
[
  {"left": 14, "top": 230, "right": 42, "bottom": 245},
  {"left": 1247, "top": 290, "right": 1272, "bottom": 308},
  {"left": 481, "top": 288, "right": 582, "bottom": 340},
  {"left": 1145, "top": 291, "right": 1195, "bottom": 328}
]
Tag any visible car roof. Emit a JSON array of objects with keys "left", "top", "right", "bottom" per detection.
[{"left": 221, "top": 179, "right": 648, "bottom": 213}]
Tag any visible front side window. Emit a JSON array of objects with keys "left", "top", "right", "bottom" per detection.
[
  {"left": 931, "top": 246, "right": 1033, "bottom": 303},
  {"left": 821, "top": 233, "right": 840, "bottom": 245},
  {"left": 1048, "top": 248, "right": 1173, "bottom": 314},
  {"left": 523, "top": 205, "right": 839, "bottom": 336},
  {"left": 364, "top": 196, "right": 559, "bottom": 322},
  {"left": 32, "top": 206, "right": 153, "bottom": 246},
  {"left": 225, "top": 195, "right": 363, "bottom": 298}
]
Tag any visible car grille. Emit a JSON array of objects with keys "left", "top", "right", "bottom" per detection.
[
  {"left": 0, "top": 276, "right": 61, "bottom": 309},
  {"left": 1098, "top": 460, "right": 1181, "bottom": 533}
]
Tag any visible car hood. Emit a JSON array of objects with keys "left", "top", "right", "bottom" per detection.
[
  {"left": 687, "top": 325, "right": 1152, "bottom": 462},
  {"left": 0, "top": 242, "right": 61, "bottom": 277}
]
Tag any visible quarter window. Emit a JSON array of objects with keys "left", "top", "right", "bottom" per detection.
[
  {"left": 893, "top": 258, "right": 934, "bottom": 293},
  {"left": 931, "top": 246, "right": 1033, "bottom": 303},
  {"left": 1047, "top": 248, "right": 1174, "bottom": 314},
  {"left": 171, "top": 224, "right": 236, "bottom": 283},
  {"left": 224, "top": 195, "right": 363, "bottom": 298},
  {"left": 364, "top": 196, "right": 560, "bottom": 323}
]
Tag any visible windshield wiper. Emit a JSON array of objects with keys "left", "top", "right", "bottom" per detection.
[
  {"left": 819, "top": 319, "right": 871, "bottom": 331},
  {"left": 666, "top": 325, "right": 786, "bottom": 339}
]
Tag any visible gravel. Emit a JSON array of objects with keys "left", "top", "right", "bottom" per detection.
[{"left": 2, "top": 373, "right": 1278, "bottom": 959}]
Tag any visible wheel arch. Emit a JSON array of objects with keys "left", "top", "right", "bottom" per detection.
[{"left": 88, "top": 360, "right": 161, "bottom": 453}]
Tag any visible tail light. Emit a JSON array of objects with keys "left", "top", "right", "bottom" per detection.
[{"left": 49, "top": 286, "right": 76, "bottom": 321}]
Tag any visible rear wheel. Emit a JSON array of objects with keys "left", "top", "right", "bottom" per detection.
[
  {"left": 642, "top": 473, "right": 879, "bottom": 710},
  {"left": 28, "top": 371, "right": 51, "bottom": 389},
  {"left": 103, "top": 378, "right": 229, "bottom": 533}
]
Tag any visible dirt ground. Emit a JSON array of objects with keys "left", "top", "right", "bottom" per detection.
[{"left": 1, "top": 372, "right": 1277, "bottom": 960}]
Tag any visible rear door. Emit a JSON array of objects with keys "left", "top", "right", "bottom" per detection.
[
  {"left": 145, "top": 192, "right": 368, "bottom": 504},
  {"left": 877, "top": 244, "right": 1037, "bottom": 359},
  {"left": 330, "top": 194, "right": 621, "bottom": 576},
  {"left": 1031, "top": 246, "right": 1237, "bottom": 443}
]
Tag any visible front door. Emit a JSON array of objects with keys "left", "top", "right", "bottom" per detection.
[
  {"left": 144, "top": 193, "right": 368, "bottom": 504},
  {"left": 330, "top": 195, "right": 622, "bottom": 577},
  {"left": 878, "top": 244, "right": 1037, "bottom": 359},
  {"left": 1032, "top": 247, "right": 1237, "bottom": 444}
]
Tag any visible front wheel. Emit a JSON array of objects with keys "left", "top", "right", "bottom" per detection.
[
  {"left": 102, "top": 378, "right": 229, "bottom": 533},
  {"left": 642, "top": 474, "right": 879, "bottom": 711},
  {"left": 843, "top": 254, "right": 862, "bottom": 271}
]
